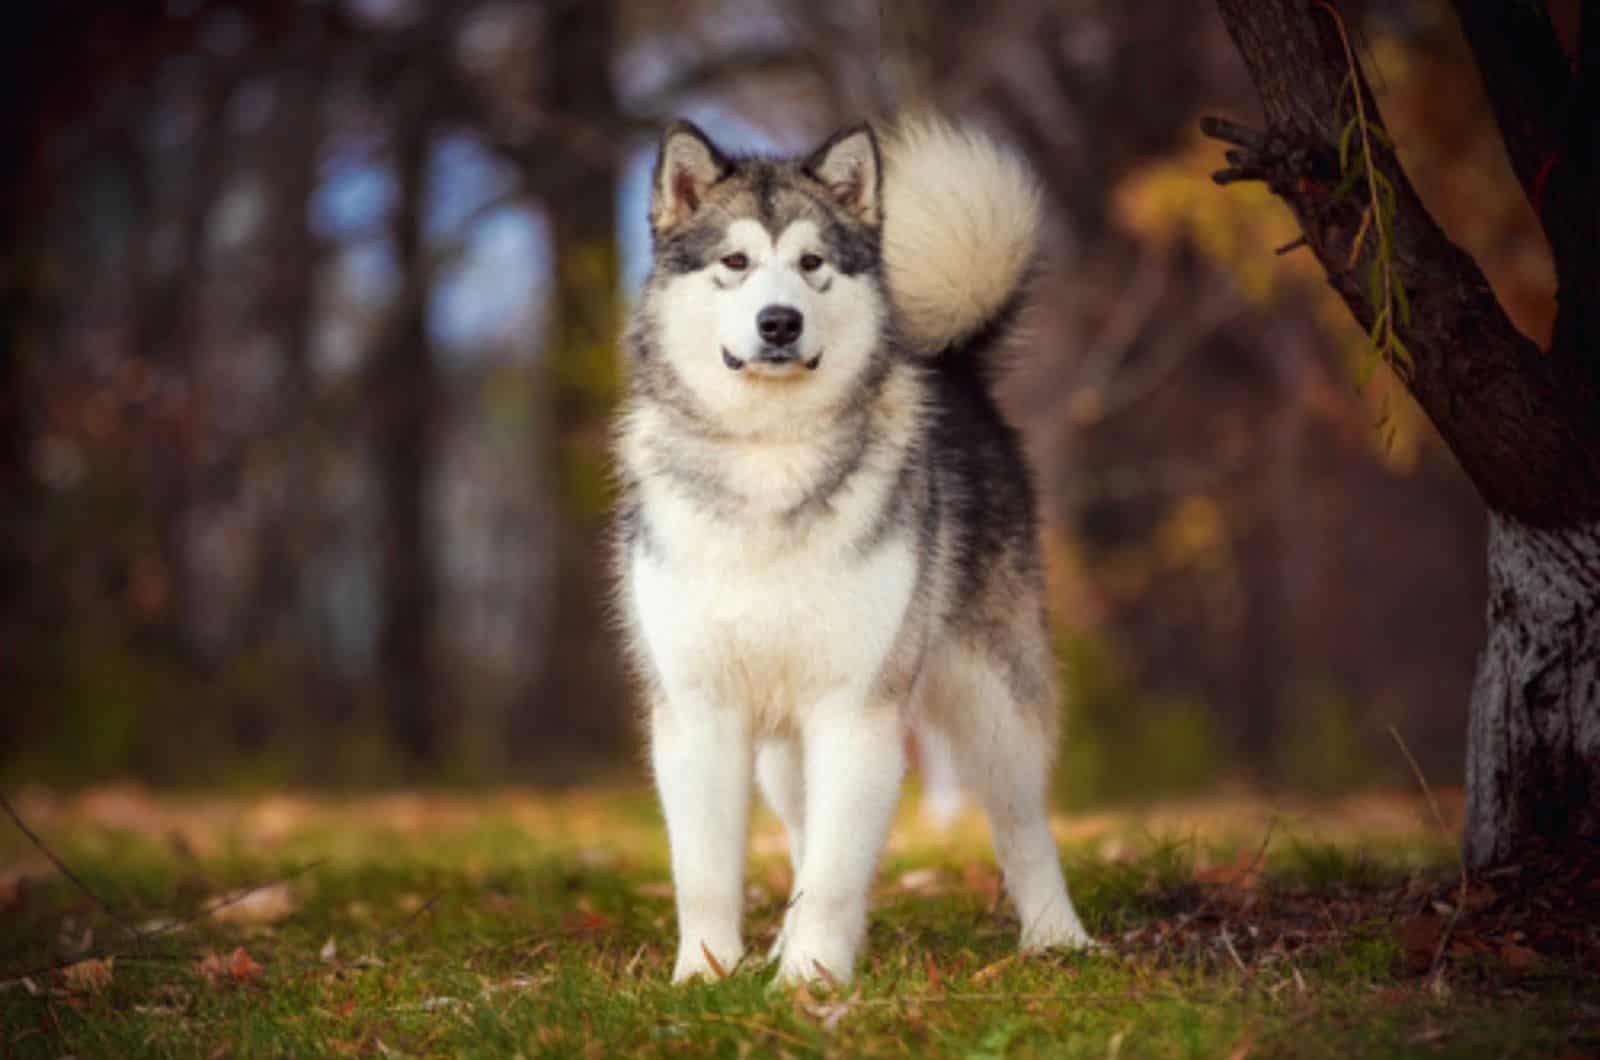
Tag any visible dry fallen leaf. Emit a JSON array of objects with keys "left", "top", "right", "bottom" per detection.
[
  {"left": 961, "top": 862, "right": 1003, "bottom": 909},
  {"left": 700, "top": 942, "right": 729, "bottom": 979},
  {"left": 1499, "top": 941, "right": 1539, "bottom": 972},
  {"left": 564, "top": 908, "right": 615, "bottom": 935},
  {"left": 795, "top": 984, "right": 860, "bottom": 1032},
  {"left": 633, "top": 881, "right": 675, "bottom": 899},
  {"left": 197, "top": 947, "right": 263, "bottom": 985},
  {"left": 1459, "top": 883, "right": 1498, "bottom": 916},
  {"left": 969, "top": 953, "right": 1018, "bottom": 984},
  {"left": 1399, "top": 911, "right": 1442, "bottom": 974},
  {"left": 207, "top": 882, "right": 296, "bottom": 925},
  {"left": 1407, "top": 1023, "right": 1448, "bottom": 1046},
  {"left": 60, "top": 956, "right": 114, "bottom": 994},
  {"left": 895, "top": 867, "right": 945, "bottom": 895},
  {"left": 1195, "top": 839, "right": 1269, "bottom": 893},
  {"left": 0, "top": 874, "right": 24, "bottom": 914}
]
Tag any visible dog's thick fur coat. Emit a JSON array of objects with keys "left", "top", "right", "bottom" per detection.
[{"left": 614, "top": 116, "right": 1093, "bottom": 985}]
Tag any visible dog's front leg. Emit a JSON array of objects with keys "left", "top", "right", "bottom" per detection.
[
  {"left": 651, "top": 697, "right": 752, "bottom": 982},
  {"left": 774, "top": 698, "right": 905, "bottom": 986}
]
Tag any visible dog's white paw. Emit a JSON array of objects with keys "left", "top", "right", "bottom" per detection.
[
  {"left": 1020, "top": 915, "right": 1101, "bottom": 954},
  {"left": 671, "top": 939, "right": 743, "bottom": 983},
  {"left": 770, "top": 931, "right": 855, "bottom": 988}
]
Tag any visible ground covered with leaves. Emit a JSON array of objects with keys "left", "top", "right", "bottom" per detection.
[{"left": 1, "top": 785, "right": 1596, "bottom": 1058}]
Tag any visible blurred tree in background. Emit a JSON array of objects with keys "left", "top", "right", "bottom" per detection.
[{"left": 1, "top": 0, "right": 1557, "bottom": 800}]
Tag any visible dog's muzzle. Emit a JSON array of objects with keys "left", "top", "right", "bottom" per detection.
[{"left": 722, "top": 347, "right": 823, "bottom": 372}]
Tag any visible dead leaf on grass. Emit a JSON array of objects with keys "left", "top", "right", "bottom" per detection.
[
  {"left": 633, "top": 881, "right": 674, "bottom": 899},
  {"left": 1498, "top": 941, "right": 1539, "bottom": 972},
  {"left": 812, "top": 958, "right": 841, "bottom": 990},
  {"left": 1195, "top": 848, "right": 1264, "bottom": 892},
  {"left": 59, "top": 921, "right": 93, "bottom": 956},
  {"left": 700, "top": 942, "right": 729, "bottom": 979},
  {"left": 564, "top": 907, "right": 615, "bottom": 935},
  {"left": 924, "top": 952, "right": 945, "bottom": 993},
  {"left": 962, "top": 862, "right": 1003, "bottom": 909},
  {"left": 969, "top": 953, "right": 1018, "bottom": 984},
  {"left": 1399, "top": 911, "right": 1442, "bottom": 974},
  {"left": 197, "top": 947, "right": 263, "bottom": 985},
  {"left": 0, "top": 874, "right": 24, "bottom": 914},
  {"left": 796, "top": 984, "right": 861, "bottom": 1032},
  {"left": 895, "top": 867, "right": 946, "bottom": 895},
  {"left": 207, "top": 882, "right": 296, "bottom": 925},
  {"left": 60, "top": 956, "right": 114, "bottom": 994},
  {"left": 1459, "top": 883, "right": 1498, "bottom": 915},
  {"left": 1407, "top": 1023, "right": 1448, "bottom": 1046}
]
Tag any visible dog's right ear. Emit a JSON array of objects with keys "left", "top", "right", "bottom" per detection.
[{"left": 651, "top": 120, "right": 731, "bottom": 234}]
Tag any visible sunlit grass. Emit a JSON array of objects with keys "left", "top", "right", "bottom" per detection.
[{"left": 0, "top": 786, "right": 1586, "bottom": 1058}]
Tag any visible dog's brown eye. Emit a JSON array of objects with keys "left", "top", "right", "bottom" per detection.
[
  {"left": 720, "top": 253, "right": 749, "bottom": 271},
  {"left": 799, "top": 253, "right": 824, "bottom": 273}
]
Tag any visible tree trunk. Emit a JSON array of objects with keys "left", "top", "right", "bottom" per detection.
[
  {"left": 375, "top": 69, "right": 440, "bottom": 769},
  {"left": 1205, "top": 0, "right": 1600, "bottom": 869},
  {"left": 510, "top": 0, "right": 629, "bottom": 768},
  {"left": 1465, "top": 512, "right": 1600, "bottom": 869}
]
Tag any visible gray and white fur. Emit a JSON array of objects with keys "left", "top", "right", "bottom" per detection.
[{"left": 613, "top": 115, "right": 1094, "bottom": 985}]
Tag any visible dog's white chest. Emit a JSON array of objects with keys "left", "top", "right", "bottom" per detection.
[{"left": 629, "top": 506, "right": 915, "bottom": 727}]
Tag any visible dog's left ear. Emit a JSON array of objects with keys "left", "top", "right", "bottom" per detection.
[
  {"left": 805, "top": 124, "right": 880, "bottom": 225},
  {"left": 652, "top": 120, "right": 732, "bottom": 234}
]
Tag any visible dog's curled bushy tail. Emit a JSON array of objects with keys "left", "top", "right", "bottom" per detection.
[{"left": 881, "top": 117, "right": 1042, "bottom": 357}]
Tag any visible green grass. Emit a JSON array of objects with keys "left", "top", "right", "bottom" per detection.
[{"left": 0, "top": 787, "right": 1592, "bottom": 1058}]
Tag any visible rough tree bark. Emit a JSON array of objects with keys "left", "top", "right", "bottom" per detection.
[{"left": 1205, "top": 0, "right": 1600, "bottom": 870}]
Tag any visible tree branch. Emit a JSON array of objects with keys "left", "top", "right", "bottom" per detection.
[
  {"left": 1448, "top": 1, "right": 1570, "bottom": 213},
  {"left": 1549, "top": 0, "right": 1600, "bottom": 368},
  {"left": 1452, "top": 0, "right": 1599, "bottom": 369},
  {"left": 1203, "top": 0, "right": 1600, "bottom": 527}
]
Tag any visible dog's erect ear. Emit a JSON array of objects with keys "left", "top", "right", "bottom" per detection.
[
  {"left": 804, "top": 124, "right": 880, "bottom": 225},
  {"left": 651, "top": 120, "right": 731, "bottom": 233}
]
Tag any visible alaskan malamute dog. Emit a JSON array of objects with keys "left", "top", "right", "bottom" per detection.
[{"left": 614, "top": 116, "right": 1094, "bottom": 985}]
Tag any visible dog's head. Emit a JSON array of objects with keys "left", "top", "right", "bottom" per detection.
[{"left": 637, "top": 120, "right": 889, "bottom": 434}]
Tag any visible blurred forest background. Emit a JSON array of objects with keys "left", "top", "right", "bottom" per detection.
[{"left": 2, "top": 0, "right": 1562, "bottom": 799}]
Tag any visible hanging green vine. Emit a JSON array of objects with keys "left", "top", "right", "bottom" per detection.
[{"left": 1319, "top": 0, "right": 1412, "bottom": 391}]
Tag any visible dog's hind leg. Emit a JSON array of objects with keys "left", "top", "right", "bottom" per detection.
[
  {"left": 773, "top": 697, "right": 905, "bottom": 985},
  {"left": 757, "top": 738, "right": 806, "bottom": 874},
  {"left": 936, "top": 655, "right": 1095, "bottom": 952},
  {"left": 652, "top": 697, "right": 752, "bottom": 981},
  {"left": 756, "top": 738, "right": 805, "bottom": 961}
]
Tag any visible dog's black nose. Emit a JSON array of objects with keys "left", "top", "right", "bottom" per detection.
[{"left": 757, "top": 304, "right": 803, "bottom": 347}]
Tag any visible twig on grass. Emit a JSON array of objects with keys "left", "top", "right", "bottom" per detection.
[
  {"left": 377, "top": 891, "right": 444, "bottom": 950},
  {"left": 1218, "top": 926, "right": 1250, "bottom": 979},
  {"left": 848, "top": 988, "right": 1196, "bottom": 1008},
  {"left": 1155, "top": 819, "right": 1278, "bottom": 958},
  {"left": 0, "top": 858, "right": 327, "bottom": 986},
  {"left": 0, "top": 790, "right": 129, "bottom": 934},
  {"left": 1386, "top": 725, "right": 1451, "bottom": 839},
  {"left": 697, "top": 1011, "right": 814, "bottom": 1048},
  {"left": 1387, "top": 724, "right": 1469, "bottom": 989}
]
